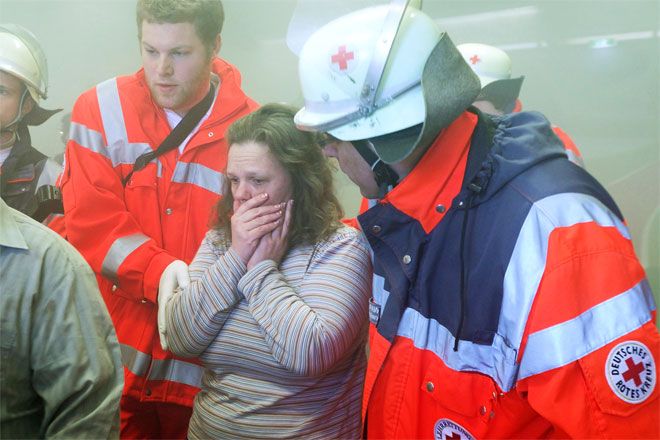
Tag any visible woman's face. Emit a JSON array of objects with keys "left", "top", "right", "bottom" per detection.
[{"left": 226, "top": 141, "right": 293, "bottom": 210}]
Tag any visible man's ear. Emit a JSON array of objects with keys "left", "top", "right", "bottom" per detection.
[{"left": 21, "top": 95, "right": 35, "bottom": 115}]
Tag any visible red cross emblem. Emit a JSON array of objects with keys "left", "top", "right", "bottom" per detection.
[
  {"left": 331, "top": 45, "right": 354, "bottom": 71},
  {"left": 606, "top": 341, "right": 656, "bottom": 404},
  {"left": 469, "top": 54, "right": 480, "bottom": 65},
  {"left": 434, "top": 419, "right": 475, "bottom": 440},
  {"left": 622, "top": 357, "right": 645, "bottom": 386}
]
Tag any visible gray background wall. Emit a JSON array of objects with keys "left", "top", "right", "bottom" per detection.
[{"left": 2, "top": 0, "right": 658, "bottom": 308}]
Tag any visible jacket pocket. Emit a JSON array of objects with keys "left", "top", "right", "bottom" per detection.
[
  {"left": 421, "top": 360, "right": 499, "bottom": 419},
  {"left": 123, "top": 164, "right": 161, "bottom": 239}
]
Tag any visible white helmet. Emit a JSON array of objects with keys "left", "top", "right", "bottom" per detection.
[
  {"left": 295, "top": 0, "right": 480, "bottom": 163},
  {"left": 0, "top": 24, "right": 60, "bottom": 126},
  {"left": 457, "top": 43, "right": 524, "bottom": 113},
  {"left": 0, "top": 23, "right": 49, "bottom": 102}
]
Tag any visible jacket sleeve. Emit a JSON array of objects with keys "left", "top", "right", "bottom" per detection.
[
  {"left": 61, "top": 88, "right": 176, "bottom": 303},
  {"left": 238, "top": 229, "right": 372, "bottom": 376},
  {"left": 33, "top": 239, "right": 124, "bottom": 439},
  {"left": 165, "top": 233, "right": 246, "bottom": 357},
  {"left": 516, "top": 219, "right": 659, "bottom": 438}
]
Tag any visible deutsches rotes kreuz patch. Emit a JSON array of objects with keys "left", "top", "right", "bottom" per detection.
[
  {"left": 433, "top": 418, "right": 475, "bottom": 440},
  {"left": 605, "top": 341, "right": 656, "bottom": 403}
]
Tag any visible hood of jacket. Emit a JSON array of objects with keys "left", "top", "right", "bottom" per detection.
[{"left": 462, "top": 110, "right": 569, "bottom": 207}]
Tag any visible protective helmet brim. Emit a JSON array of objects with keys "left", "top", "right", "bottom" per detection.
[
  {"left": 477, "top": 76, "right": 524, "bottom": 114},
  {"left": 22, "top": 105, "right": 61, "bottom": 126}
]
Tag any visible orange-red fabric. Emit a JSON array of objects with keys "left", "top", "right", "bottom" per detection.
[
  {"left": 119, "top": 396, "right": 193, "bottom": 439},
  {"left": 552, "top": 125, "right": 583, "bottom": 160},
  {"left": 382, "top": 111, "right": 476, "bottom": 234},
  {"left": 61, "top": 58, "right": 257, "bottom": 410},
  {"left": 367, "top": 337, "right": 559, "bottom": 439},
  {"left": 524, "top": 222, "right": 646, "bottom": 336},
  {"left": 520, "top": 323, "right": 659, "bottom": 439}
]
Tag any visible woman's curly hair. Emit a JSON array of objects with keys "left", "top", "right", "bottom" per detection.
[{"left": 212, "top": 103, "right": 344, "bottom": 248}]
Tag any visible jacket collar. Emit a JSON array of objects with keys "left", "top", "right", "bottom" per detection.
[
  {"left": 0, "top": 198, "right": 29, "bottom": 250},
  {"left": 381, "top": 110, "right": 478, "bottom": 234},
  {"left": 135, "top": 57, "right": 252, "bottom": 128}
]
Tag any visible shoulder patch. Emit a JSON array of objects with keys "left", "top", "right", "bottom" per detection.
[
  {"left": 605, "top": 341, "right": 656, "bottom": 403},
  {"left": 434, "top": 418, "right": 475, "bottom": 440}
]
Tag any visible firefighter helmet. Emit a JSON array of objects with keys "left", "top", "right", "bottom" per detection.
[{"left": 295, "top": 0, "right": 480, "bottom": 163}]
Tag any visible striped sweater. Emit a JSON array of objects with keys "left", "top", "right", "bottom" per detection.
[{"left": 165, "top": 225, "right": 372, "bottom": 439}]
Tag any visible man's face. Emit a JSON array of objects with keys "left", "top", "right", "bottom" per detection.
[
  {"left": 322, "top": 140, "right": 380, "bottom": 198},
  {"left": 0, "top": 70, "right": 32, "bottom": 146},
  {"left": 140, "top": 20, "right": 217, "bottom": 116}
]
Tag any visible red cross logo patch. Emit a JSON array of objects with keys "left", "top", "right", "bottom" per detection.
[
  {"left": 330, "top": 45, "right": 355, "bottom": 73},
  {"left": 433, "top": 419, "right": 475, "bottom": 440},
  {"left": 469, "top": 54, "right": 480, "bottom": 65},
  {"left": 606, "top": 341, "right": 656, "bottom": 403}
]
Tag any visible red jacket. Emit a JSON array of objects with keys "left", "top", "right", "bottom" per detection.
[
  {"left": 61, "top": 58, "right": 257, "bottom": 407},
  {"left": 361, "top": 110, "right": 658, "bottom": 439}
]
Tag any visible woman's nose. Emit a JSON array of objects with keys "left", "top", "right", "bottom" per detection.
[{"left": 232, "top": 181, "right": 251, "bottom": 202}]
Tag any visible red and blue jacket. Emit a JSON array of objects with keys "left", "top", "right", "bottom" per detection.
[{"left": 360, "top": 109, "right": 658, "bottom": 439}]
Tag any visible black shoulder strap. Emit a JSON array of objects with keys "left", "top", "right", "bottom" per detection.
[{"left": 122, "top": 83, "right": 216, "bottom": 186}]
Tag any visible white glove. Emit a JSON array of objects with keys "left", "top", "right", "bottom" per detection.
[{"left": 157, "top": 260, "right": 190, "bottom": 351}]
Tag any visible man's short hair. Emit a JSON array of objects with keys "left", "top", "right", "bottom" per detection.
[{"left": 136, "top": 0, "right": 224, "bottom": 52}]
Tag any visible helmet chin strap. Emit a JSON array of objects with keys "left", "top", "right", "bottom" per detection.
[{"left": 352, "top": 140, "right": 400, "bottom": 198}]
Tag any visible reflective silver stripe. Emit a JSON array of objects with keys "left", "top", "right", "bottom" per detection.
[
  {"left": 499, "top": 192, "right": 631, "bottom": 353},
  {"left": 97, "top": 78, "right": 128, "bottom": 147},
  {"left": 120, "top": 343, "right": 151, "bottom": 377},
  {"left": 171, "top": 161, "right": 224, "bottom": 195},
  {"left": 95, "top": 78, "right": 155, "bottom": 167},
  {"left": 109, "top": 142, "right": 154, "bottom": 167},
  {"left": 519, "top": 279, "right": 654, "bottom": 379},
  {"left": 148, "top": 358, "right": 203, "bottom": 388},
  {"left": 70, "top": 122, "right": 153, "bottom": 167},
  {"left": 101, "top": 233, "right": 151, "bottom": 282},
  {"left": 565, "top": 149, "right": 586, "bottom": 168},
  {"left": 70, "top": 122, "right": 109, "bottom": 158},
  {"left": 397, "top": 306, "right": 520, "bottom": 392},
  {"left": 372, "top": 273, "right": 390, "bottom": 311},
  {"left": 120, "top": 344, "right": 202, "bottom": 388}
]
